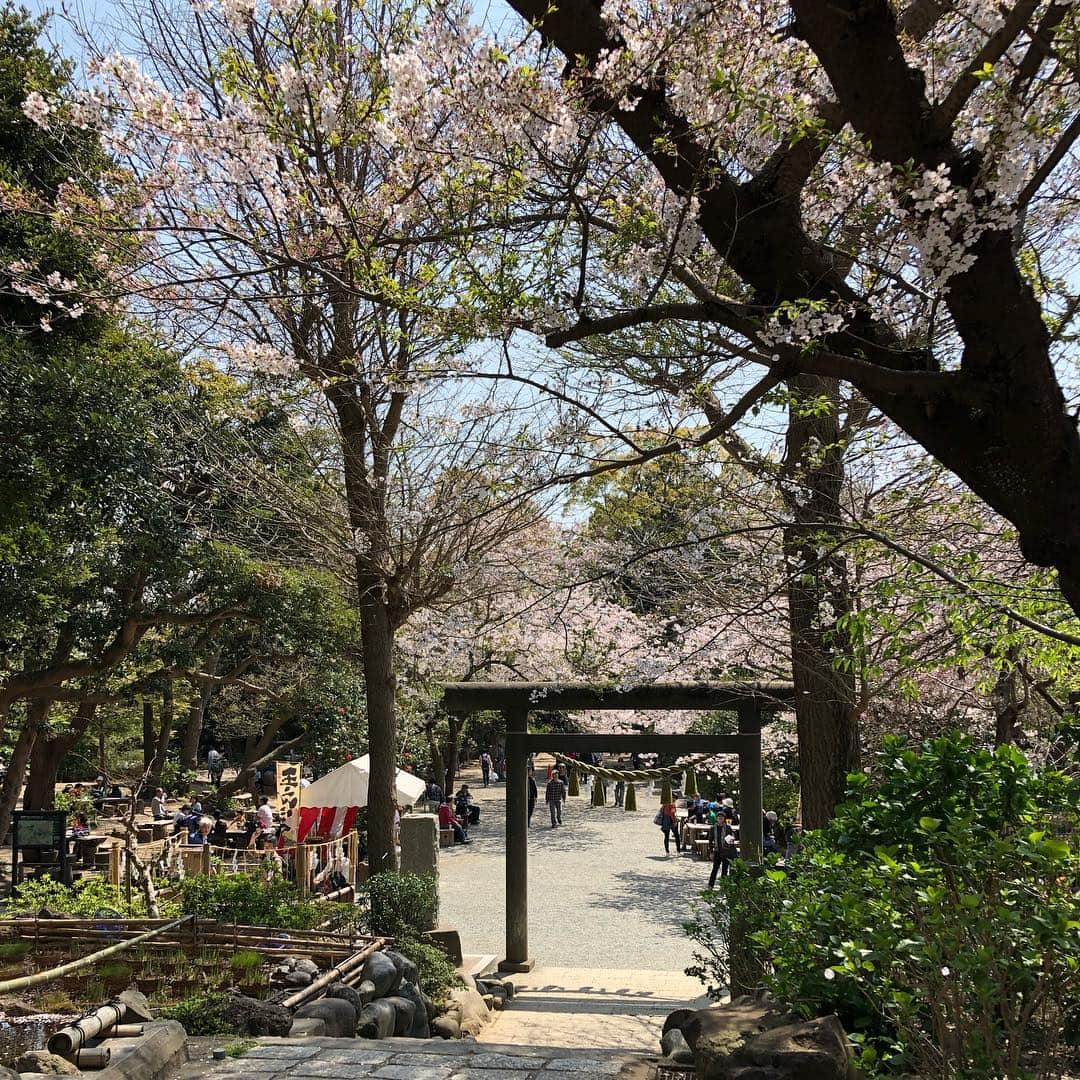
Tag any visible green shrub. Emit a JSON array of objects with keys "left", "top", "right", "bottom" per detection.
[
  {"left": 161, "top": 991, "right": 232, "bottom": 1035},
  {"left": 685, "top": 734, "right": 1080, "bottom": 1078},
  {"left": 3, "top": 874, "right": 181, "bottom": 919},
  {"left": 393, "top": 936, "right": 461, "bottom": 1004},
  {"left": 179, "top": 873, "right": 322, "bottom": 929},
  {"left": 360, "top": 872, "right": 438, "bottom": 940}
]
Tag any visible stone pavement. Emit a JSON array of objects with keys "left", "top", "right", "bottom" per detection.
[
  {"left": 440, "top": 766, "right": 711, "bottom": 970},
  {"left": 478, "top": 967, "right": 710, "bottom": 1051},
  {"left": 171, "top": 1036, "right": 642, "bottom": 1079}
]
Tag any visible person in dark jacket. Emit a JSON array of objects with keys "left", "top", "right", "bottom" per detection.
[
  {"left": 545, "top": 773, "right": 566, "bottom": 827},
  {"left": 527, "top": 767, "right": 538, "bottom": 825}
]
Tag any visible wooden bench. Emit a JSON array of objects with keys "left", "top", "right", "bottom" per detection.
[{"left": 439, "top": 828, "right": 455, "bottom": 848}]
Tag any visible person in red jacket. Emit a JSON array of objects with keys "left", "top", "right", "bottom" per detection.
[{"left": 437, "top": 799, "right": 469, "bottom": 844}]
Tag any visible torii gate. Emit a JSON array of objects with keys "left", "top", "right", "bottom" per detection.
[{"left": 440, "top": 681, "right": 796, "bottom": 973}]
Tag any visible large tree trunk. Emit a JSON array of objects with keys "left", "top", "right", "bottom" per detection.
[
  {"left": 783, "top": 376, "right": 860, "bottom": 828},
  {"left": 326, "top": 378, "right": 399, "bottom": 875},
  {"left": 180, "top": 653, "right": 218, "bottom": 773},
  {"left": 0, "top": 701, "right": 48, "bottom": 842},
  {"left": 24, "top": 702, "right": 98, "bottom": 811},
  {"left": 142, "top": 699, "right": 155, "bottom": 770},
  {"left": 424, "top": 721, "right": 446, "bottom": 795},
  {"left": 358, "top": 587, "right": 398, "bottom": 874},
  {"left": 991, "top": 646, "right": 1024, "bottom": 747},
  {"left": 443, "top": 713, "right": 462, "bottom": 798},
  {"left": 151, "top": 681, "right": 174, "bottom": 785}
]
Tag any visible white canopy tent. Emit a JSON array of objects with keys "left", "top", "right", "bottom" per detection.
[{"left": 296, "top": 755, "right": 427, "bottom": 841}]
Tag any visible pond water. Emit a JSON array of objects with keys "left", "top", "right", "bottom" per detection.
[{"left": 0, "top": 1014, "right": 71, "bottom": 1066}]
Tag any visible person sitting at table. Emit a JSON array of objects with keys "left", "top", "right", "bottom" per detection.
[
  {"left": 151, "top": 788, "right": 169, "bottom": 820},
  {"left": 172, "top": 803, "right": 195, "bottom": 836},
  {"left": 314, "top": 847, "right": 350, "bottom": 893},
  {"left": 437, "top": 799, "right": 469, "bottom": 844},
  {"left": 71, "top": 812, "right": 90, "bottom": 837},
  {"left": 454, "top": 785, "right": 479, "bottom": 826},
  {"left": 187, "top": 817, "right": 213, "bottom": 845},
  {"left": 209, "top": 812, "right": 228, "bottom": 846}
]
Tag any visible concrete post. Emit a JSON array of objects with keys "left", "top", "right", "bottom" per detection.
[
  {"left": 399, "top": 813, "right": 439, "bottom": 926},
  {"left": 500, "top": 708, "right": 533, "bottom": 972}
]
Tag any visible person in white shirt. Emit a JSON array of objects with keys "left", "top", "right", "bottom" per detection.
[
  {"left": 151, "top": 788, "right": 169, "bottom": 820},
  {"left": 256, "top": 796, "right": 274, "bottom": 833}
]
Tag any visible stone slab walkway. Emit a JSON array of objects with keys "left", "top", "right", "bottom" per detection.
[
  {"left": 480, "top": 967, "right": 710, "bottom": 1052},
  {"left": 171, "top": 1036, "right": 641, "bottom": 1079}
]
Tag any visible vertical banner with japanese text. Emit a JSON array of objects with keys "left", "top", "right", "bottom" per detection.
[{"left": 276, "top": 760, "right": 302, "bottom": 834}]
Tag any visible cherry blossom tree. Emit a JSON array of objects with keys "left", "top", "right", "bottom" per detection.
[{"left": 364, "top": 0, "right": 1080, "bottom": 820}]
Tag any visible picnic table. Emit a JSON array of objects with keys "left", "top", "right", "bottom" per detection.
[
  {"left": 683, "top": 822, "right": 714, "bottom": 859},
  {"left": 70, "top": 833, "right": 107, "bottom": 866}
]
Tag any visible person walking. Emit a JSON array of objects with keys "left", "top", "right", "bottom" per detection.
[
  {"left": 527, "top": 767, "right": 538, "bottom": 826},
  {"left": 659, "top": 798, "right": 681, "bottom": 854},
  {"left": 545, "top": 771, "right": 566, "bottom": 828},
  {"left": 480, "top": 750, "right": 491, "bottom": 787},
  {"left": 708, "top": 809, "right": 739, "bottom": 888},
  {"left": 207, "top": 746, "right": 224, "bottom": 786}
]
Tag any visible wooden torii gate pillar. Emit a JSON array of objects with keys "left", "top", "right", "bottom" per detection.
[{"left": 440, "top": 681, "right": 796, "bottom": 974}]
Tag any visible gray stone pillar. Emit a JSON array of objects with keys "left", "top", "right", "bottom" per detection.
[
  {"left": 399, "top": 813, "right": 439, "bottom": 927},
  {"left": 500, "top": 708, "right": 533, "bottom": 972}
]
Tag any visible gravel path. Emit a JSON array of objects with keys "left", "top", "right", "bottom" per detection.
[{"left": 440, "top": 766, "right": 712, "bottom": 971}]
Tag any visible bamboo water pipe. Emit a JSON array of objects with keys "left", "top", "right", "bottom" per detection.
[
  {"left": 279, "top": 938, "right": 386, "bottom": 1010},
  {"left": 48, "top": 1002, "right": 125, "bottom": 1056}
]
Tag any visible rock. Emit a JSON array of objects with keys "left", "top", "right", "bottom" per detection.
[
  {"left": 14, "top": 1053, "right": 78, "bottom": 1075},
  {"left": 356, "top": 999, "right": 396, "bottom": 1039},
  {"left": 421, "top": 990, "right": 436, "bottom": 1025},
  {"left": 221, "top": 994, "right": 293, "bottom": 1037},
  {"left": 288, "top": 1017, "right": 327, "bottom": 1038},
  {"left": 734, "top": 1015, "right": 855, "bottom": 1080},
  {"left": 0, "top": 1067, "right": 16, "bottom": 1079},
  {"left": 448, "top": 986, "right": 493, "bottom": 1037},
  {"left": 0, "top": 998, "right": 39, "bottom": 1018},
  {"left": 431, "top": 1014, "right": 460, "bottom": 1040},
  {"left": 662, "top": 1007, "right": 696, "bottom": 1036},
  {"left": 294, "top": 998, "right": 357, "bottom": 1039},
  {"left": 325, "top": 982, "right": 364, "bottom": 1018},
  {"left": 661, "top": 1027, "right": 694, "bottom": 1064},
  {"left": 361, "top": 951, "right": 401, "bottom": 998},
  {"left": 382, "top": 995, "right": 416, "bottom": 1035},
  {"left": 284, "top": 970, "right": 313, "bottom": 988},
  {"left": 356, "top": 979, "right": 377, "bottom": 1004},
  {"left": 383, "top": 949, "right": 419, "bottom": 987},
  {"left": 680, "top": 993, "right": 795, "bottom": 1054},
  {"left": 294, "top": 958, "right": 319, "bottom": 976},
  {"left": 396, "top": 981, "right": 430, "bottom": 1038},
  {"left": 117, "top": 988, "right": 154, "bottom": 1022}
]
